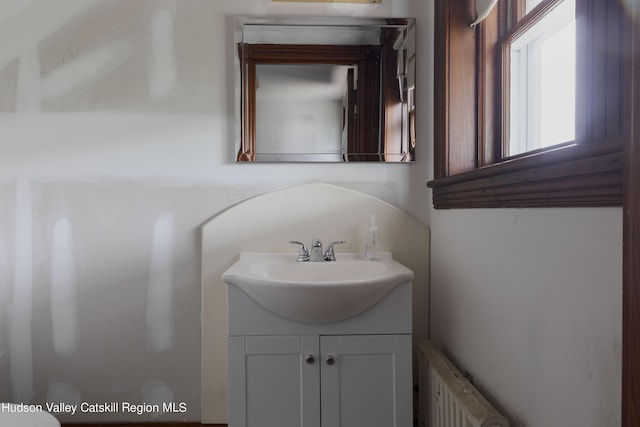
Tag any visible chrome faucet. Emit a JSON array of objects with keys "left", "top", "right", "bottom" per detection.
[
  {"left": 323, "top": 240, "right": 346, "bottom": 261},
  {"left": 310, "top": 239, "right": 324, "bottom": 262},
  {"left": 290, "top": 239, "right": 346, "bottom": 262},
  {"left": 289, "top": 241, "right": 310, "bottom": 262}
]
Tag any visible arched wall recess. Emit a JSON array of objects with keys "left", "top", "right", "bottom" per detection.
[{"left": 200, "top": 183, "right": 429, "bottom": 423}]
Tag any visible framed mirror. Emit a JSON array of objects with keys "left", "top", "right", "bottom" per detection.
[{"left": 234, "top": 16, "right": 416, "bottom": 162}]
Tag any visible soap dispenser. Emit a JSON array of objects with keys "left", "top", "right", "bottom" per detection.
[{"left": 364, "top": 214, "right": 384, "bottom": 260}]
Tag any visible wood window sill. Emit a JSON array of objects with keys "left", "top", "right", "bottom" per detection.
[{"left": 427, "top": 137, "right": 624, "bottom": 209}]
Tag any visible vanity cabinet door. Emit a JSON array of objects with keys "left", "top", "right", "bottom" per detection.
[
  {"left": 319, "top": 334, "right": 413, "bottom": 427},
  {"left": 228, "top": 335, "right": 320, "bottom": 427}
]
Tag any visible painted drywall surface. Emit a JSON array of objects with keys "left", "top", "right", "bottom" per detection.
[
  {"left": 429, "top": 208, "right": 622, "bottom": 427},
  {"left": 0, "top": 0, "right": 430, "bottom": 423}
]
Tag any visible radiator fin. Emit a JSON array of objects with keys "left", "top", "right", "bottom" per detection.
[{"left": 417, "top": 340, "right": 509, "bottom": 427}]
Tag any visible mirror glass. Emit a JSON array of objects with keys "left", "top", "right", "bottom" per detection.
[{"left": 234, "top": 16, "right": 416, "bottom": 162}]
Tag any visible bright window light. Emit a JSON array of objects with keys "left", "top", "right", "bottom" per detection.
[
  {"left": 508, "top": 0, "right": 576, "bottom": 156},
  {"left": 526, "top": 0, "right": 545, "bottom": 13}
]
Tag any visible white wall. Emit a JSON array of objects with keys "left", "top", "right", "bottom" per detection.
[
  {"left": 3, "top": 1, "right": 617, "bottom": 425},
  {"left": 429, "top": 208, "right": 622, "bottom": 427},
  {"left": 418, "top": 1, "right": 624, "bottom": 426},
  {"left": 0, "top": 0, "right": 430, "bottom": 423}
]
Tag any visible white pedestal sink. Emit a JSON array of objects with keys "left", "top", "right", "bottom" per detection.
[
  {"left": 222, "top": 252, "right": 414, "bottom": 323},
  {"left": 224, "top": 251, "right": 415, "bottom": 427}
]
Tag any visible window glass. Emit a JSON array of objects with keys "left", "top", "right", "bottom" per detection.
[
  {"left": 508, "top": 0, "right": 575, "bottom": 156},
  {"left": 526, "top": 0, "right": 545, "bottom": 13}
]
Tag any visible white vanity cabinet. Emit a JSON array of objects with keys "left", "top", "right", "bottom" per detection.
[
  {"left": 228, "top": 335, "right": 320, "bottom": 427},
  {"left": 228, "top": 334, "right": 412, "bottom": 427},
  {"left": 226, "top": 278, "right": 414, "bottom": 427},
  {"left": 321, "top": 334, "right": 411, "bottom": 427}
]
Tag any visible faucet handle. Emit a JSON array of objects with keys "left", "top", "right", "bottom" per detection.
[
  {"left": 324, "top": 240, "right": 346, "bottom": 261},
  {"left": 290, "top": 241, "right": 310, "bottom": 262}
]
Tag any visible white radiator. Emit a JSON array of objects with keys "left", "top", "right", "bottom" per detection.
[{"left": 417, "top": 340, "right": 509, "bottom": 427}]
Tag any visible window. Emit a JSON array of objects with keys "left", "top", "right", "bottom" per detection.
[
  {"left": 507, "top": 0, "right": 575, "bottom": 156},
  {"left": 430, "top": 0, "right": 627, "bottom": 208}
]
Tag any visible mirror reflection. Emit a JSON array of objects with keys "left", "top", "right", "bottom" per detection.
[
  {"left": 234, "top": 16, "right": 416, "bottom": 163},
  {"left": 256, "top": 64, "right": 353, "bottom": 162}
]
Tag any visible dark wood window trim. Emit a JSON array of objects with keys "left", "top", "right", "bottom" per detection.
[
  {"left": 622, "top": 0, "right": 640, "bottom": 422},
  {"left": 429, "top": 137, "right": 623, "bottom": 208},
  {"left": 429, "top": 0, "right": 626, "bottom": 209}
]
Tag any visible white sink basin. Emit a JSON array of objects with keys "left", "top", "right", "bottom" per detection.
[{"left": 222, "top": 252, "right": 413, "bottom": 323}]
